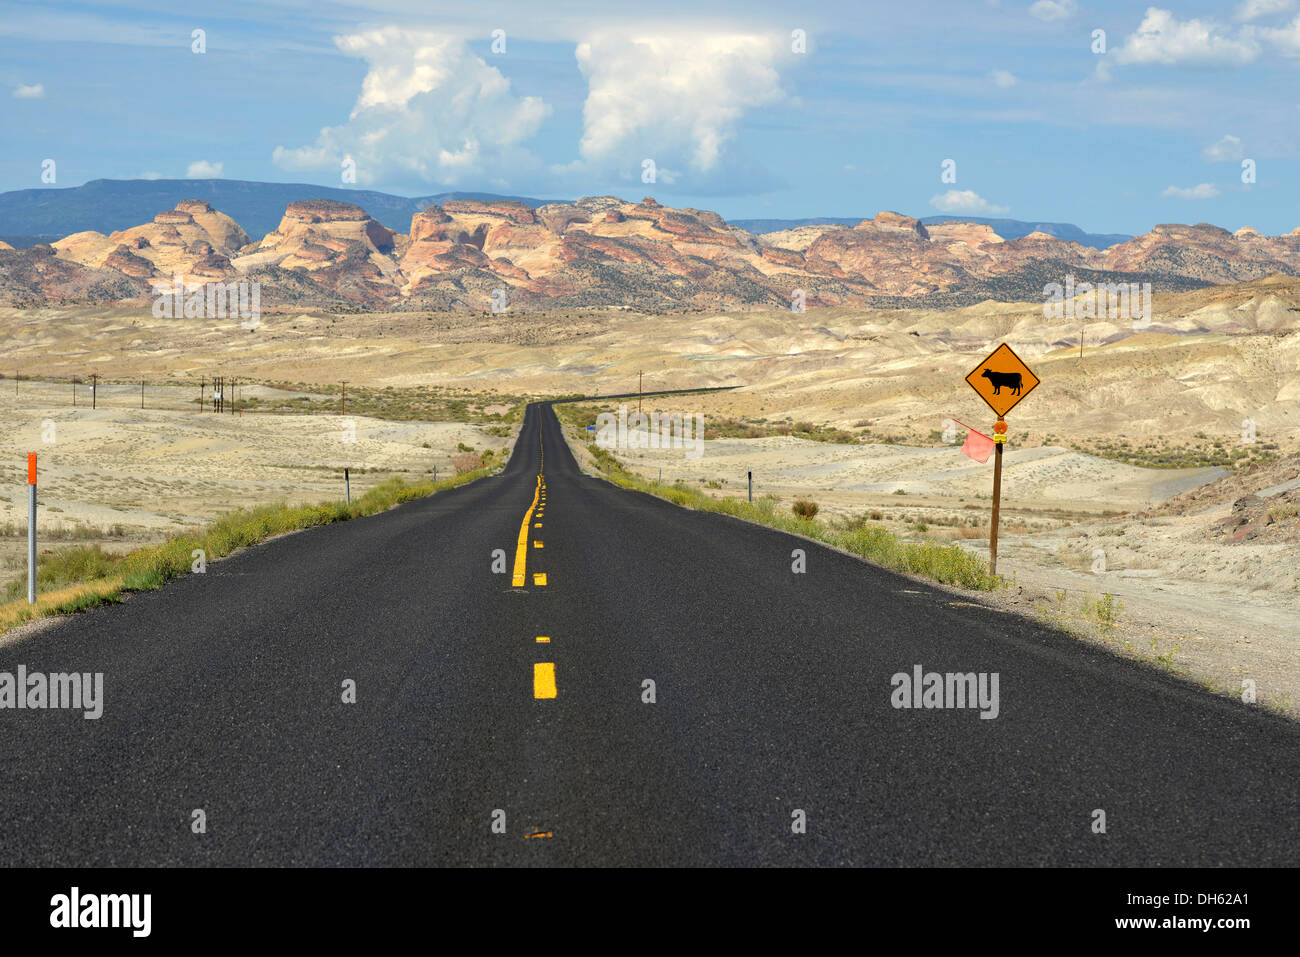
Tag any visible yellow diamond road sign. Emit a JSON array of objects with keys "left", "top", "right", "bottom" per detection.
[{"left": 966, "top": 343, "right": 1040, "bottom": 418}]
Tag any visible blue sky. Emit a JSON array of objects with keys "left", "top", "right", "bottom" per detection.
[{"left": 2, "top": 0, "right": 1299, "bottom": 234}]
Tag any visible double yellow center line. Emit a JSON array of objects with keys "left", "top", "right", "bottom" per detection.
[{"left": 510, "top": 475, "right": 543, "bottom": 587}]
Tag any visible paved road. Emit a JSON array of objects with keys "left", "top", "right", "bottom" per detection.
[{"left": 0, "top": 402, "right": 1295, "bottom": 866}]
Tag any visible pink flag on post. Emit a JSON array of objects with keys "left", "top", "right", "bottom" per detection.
[{"left": 956, "top": 421, "right": 995, "bottom": 463}]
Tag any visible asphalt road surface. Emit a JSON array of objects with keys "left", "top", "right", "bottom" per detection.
[{"left": 0, "top": 401, "right": 1296, "bottom": 866}]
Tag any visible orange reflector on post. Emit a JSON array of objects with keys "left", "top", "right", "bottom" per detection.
[{"left": 27, "top": 453, "right": 36, "bottom": 485}]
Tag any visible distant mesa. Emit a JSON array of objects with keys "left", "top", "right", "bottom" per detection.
[
  {"left": 864, "top": 211, "right": 930, "bottom": 239},
  {"left": 283, "top": 199, "right": 372, "bottom": 223},
  {"left": 104, "top": 243, "right": 157, "bottom": 278},
  {"left": 3, "top": 189, "right": 1300, "bottom": 310},
  {"left": 153, "top": 210, "right": 195, "bottom": 226},
  {"left": 535, "top": 204, "right": 591, "bottom": 233}
]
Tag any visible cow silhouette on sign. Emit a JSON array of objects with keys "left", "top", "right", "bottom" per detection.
[{"left": 981, "top": 368, "right": 1022, "bottom": 396}]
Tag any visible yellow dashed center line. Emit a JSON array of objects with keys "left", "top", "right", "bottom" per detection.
[
  {"left": 534, "top": 662, "right": 556, "bottom": 698},
  {"left": 520, "top": 423, "right": 556, "bottom": 699}
]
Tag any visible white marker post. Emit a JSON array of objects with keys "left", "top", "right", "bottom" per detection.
[
  {"left": 344, "top": 467, "right": 351, "bottom": 505},
  {"left": 27, "top": 452, "right": 37, "bottom": 604}
]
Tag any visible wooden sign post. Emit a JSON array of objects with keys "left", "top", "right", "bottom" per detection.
[{"left": 965, "top": 344, "right": 1040, "bottom": 576}]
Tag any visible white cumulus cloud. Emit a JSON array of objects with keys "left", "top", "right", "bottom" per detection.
[
  {"left": 12, "top": 83, "right": 44, "bottom": 98},
  {"left": 1112, "top": 8, "right": 1260, "bottom": 66},
  {"left": 990, "top": 69, "right": 1018, "bottom": 87},
  {"left": 929, "top": 190, "right": 1010, "bottom": 215},
  {"left": 573, "top": 32, "right": 788, "bottom": 184},
  {"left": 1236, "top": 0, "right": 1293, "bottom": 21},
  {"left": 1162, "top": 182, "right": 1220, "bottom": 199},
  {"left": 186, "top": 160, "right": 224, "bottom": 178},
  {"left": 1259, "top": 13, "right": 1300, "bottom": 54},
  {"left": 1201, "top": 134, "right": 1245, "bottom": 161},
  {"left": 1029, "top": 0, "right": 1078, "bottom": 22},
  {"left": 273, "top": 28, "right": 550, "bottom": 187}
]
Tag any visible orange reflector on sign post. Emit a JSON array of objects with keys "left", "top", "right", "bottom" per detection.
[{"left": 27, "top": 453, "right": 36, "bottom": 485}]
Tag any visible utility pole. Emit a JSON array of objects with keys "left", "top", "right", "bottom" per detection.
[
  {"left": 72, "top": 377, "right": 76, "bottom": 407},
  {"left": 91, "top": 374, "right": 97, "bottom": 410},
  {"left": 638, "top": 371, "right": 643, "bottom": 413}
]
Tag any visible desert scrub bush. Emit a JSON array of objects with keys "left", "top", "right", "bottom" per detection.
[
  {"left": 826, "top": 524, "right": 1001, "bottom": 591},
  {"left": 792, "top": 499, "right": 819, "bottom": 519},
  {"left": 1268, "top": 501, "right": 1300, "bottom": 521},
  {"left": 1090, "top": 593, "right": 1123, "bottom": 631},
  {"left": 452, "top": 451, "right": 482, "bottom": 473},
  {"left": 3, "top": 545, "right": 122, "bottom": 601}
]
